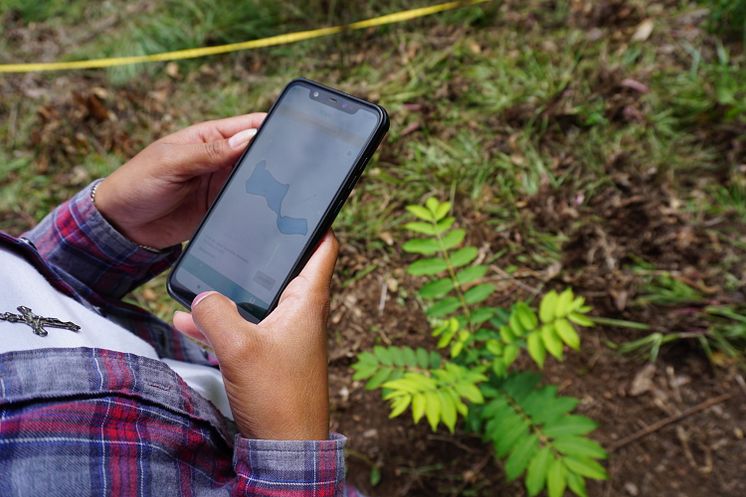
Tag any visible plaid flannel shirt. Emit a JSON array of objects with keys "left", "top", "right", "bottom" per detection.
[{"left": 0, "top": 182, "right": 362, "bottom": 497}]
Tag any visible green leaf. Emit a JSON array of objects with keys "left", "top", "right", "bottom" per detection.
[
  {"left": 525, "top": 447, "right": 552, "bottom": 497},
  {"left": 509, "top": 311, "right": 526, "bottom": 336},
  {"left": 419, "top": 278, "right": 453, "bottom": 299},
  {"left": 389, "top": 394, "right": 411, "bottom": 418},
  {"left": 407, "top": 204, "right": 434, "bottom": 221},
  {"left": 554, "top": 436, "right": 607, "bottom": 459},
  {"left": 415, "top": 348, "right": 430, "bottom": 368},
  {"left": 437, "top": 325, "right": 457, "bottom": 348},
  {"left": 434, "top": 216, "right": 455, "bottom": 234},
  {"left": 404, "top": 221, "right": 436, "bottom": 235},
  {"left": 540, "top": 291, "right": 558, "bottom": 323},
  {"left": 355, "top": 351, "right": 377, "bottom": 366},
  {"left": 383, "top": 374, "right": 434, "bottom": 394},
  {"left": 439, "top": 228, "right": 465, "bottom": 250},
  {"left": 426, "top": 297, "right": 461, "bottom": 318},
  {"left": 555, "top": 318, "right": 581, "bottom": 350},
  {"left": 505, "top": 434, "right": 538, "bottom": 481},
  {"left": 439, "top": 391, "right": 457, "bottom": 432},
  {"left": 370, "top": 465, "right": 382, "bottom": 487},
  {"left": 566, "top": 472, "right": 588, "bottom": 497},
  {"left": 390, "top": 347, "right": 406, "bottom": 366},
  {"left": 568, "top": 296, "right": 586, "bottom": 313},
  {"left": 450, "top": 338, "right": 465, "bottom": 358},
  {"left": 366, "top": 367, "right": 393, "bottom": 389},
  {"left": 412, "top": 392, "right": 426, "bottom": 423},
  {"left": 470, "top": 307, "right": 496, "bottom": 325},
  {"left": 464, "top": 283, "right": 496, "bottom": 305},
  {"left": 556, "top": 288, "right": 574, "bottom": 317},
  {"left": 516, "top": 303, "right": 539, "bottom": 331},
  {"left": 429, "top": 351, "right": 442, "bottom": 368},
  {"left": 447, "top": 387, "right": 468, "bottom": 416},
  {"left": 563, "top": 457, "right": 607, "bottom": 480},
  {"left": 486, "top": 339, "right": 503, "bottom": 356},
  {"left": 492, "top": 357, "right": 507, "bottom": 376},
  {"left": 500, "top": 325, "right": 516, "bottom": 343},
  {"left": 547, "top": 457, "right": 567, "bottom": 497},
  {"left": 352, "top": 362, "right": 379, "bottom": 380},
  {"left": 543, "top": 416, "right": 598, "bottom": 438},
  {"left": 454, "top": 382, "right": 484, "bottom": 403},
  {"left": 424, "top": 390, "right": 441, "bottom": 431},
  {"left": 568, "top": 312, "right": 594, "bottom": 327},
  {"left": 541, "top": 324, "right": 564, "bottom": 360},
  {"left": 425, "top": 197, "right": 440, "bottom": 214},
  {"left": 387, "top": 369, "right": 404, "bottom": 383},
  {"left": 403, "top": 238, "right": 441, "bottom": 255},
  {"left": 455, "top": 265, "right": 487, "bottom": 285},
  {"left": 398, "top": 347, "right": 416, "bottom": 366},
  {"left": 503, "top": 344, "right": 519, "bottom": 367},
  {"left": 449, "top": 247, "right": 478, "bottom": 267},
  {"left": 493, "top": 417, "right": 529, "bottom": 457},
  {"left": 408, "top": 257, "right": 448, "bottom": 276},
  {"left": 527, "top": 332, "right": 546, "bottom": 368},
  {"left": 373, "top": 346, "right": 392, "bottom": 366},
  {"left": 434, "top": 201, "right": 451, "bottom": 221},
  {"left": 531, "top": 396, "right": 579, "bottom": 425}
]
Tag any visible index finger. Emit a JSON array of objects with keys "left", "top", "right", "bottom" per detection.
[
  {"left": 282, "top": 231, "right": 339, "bottom": 300},
  {"left": 168, "top": 113, "right": 267, "bottom": 143}
]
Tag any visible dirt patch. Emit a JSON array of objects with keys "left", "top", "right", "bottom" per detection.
[{"left": 326, "top": 200, "right": 746, "bottom": 496}]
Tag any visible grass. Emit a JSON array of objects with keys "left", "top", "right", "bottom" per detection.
[{"left": 0, "top": 0, "right": 742, "bottom": 286}]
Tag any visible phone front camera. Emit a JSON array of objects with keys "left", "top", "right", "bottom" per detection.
[{"left": 312, "top": 91, "right": 319, "bottom": 98}]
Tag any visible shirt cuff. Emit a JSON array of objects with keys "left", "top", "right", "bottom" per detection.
[
  {"left": 233, "top": 433, "right": 346, "bottom": 495},
  {"left": 23, "top": 180, "right": 182, "bottom": 300},
  {"left": 83, "top": 179, "right": 181, "bottom": 263}
]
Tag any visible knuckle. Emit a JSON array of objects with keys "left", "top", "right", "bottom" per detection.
[{"left": 203, "top": 140, "right": 226, "bottom": 163}]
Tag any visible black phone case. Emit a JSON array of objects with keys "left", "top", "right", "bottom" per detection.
[{"left": 167, "top": 78, "right": 389, "bottom": 322}]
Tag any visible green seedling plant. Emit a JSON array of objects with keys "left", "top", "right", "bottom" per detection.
[
  {"left": 619, "top": 272, "right": 746, "bottom": 365},
  {"left": 352, "top": 198, "right": 607, "bottom": 497}
]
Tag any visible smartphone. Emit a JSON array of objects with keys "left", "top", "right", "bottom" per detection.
[{"left": 167, "top": 78, "right": 389, "bottom": 322}]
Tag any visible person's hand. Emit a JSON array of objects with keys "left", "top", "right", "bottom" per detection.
[
  {"left": 172, "top": 232, "right": 338, "bottom": 440},
  {"left": 94, "top": 113, "right": 266, "bottom": 249}
]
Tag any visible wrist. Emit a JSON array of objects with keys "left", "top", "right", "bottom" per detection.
[
  {"left": 236, "top": 414, "right": 329, "bottom": 441},
  {"left": 91, "top": 179, "right": 163, "bottom": 253}
]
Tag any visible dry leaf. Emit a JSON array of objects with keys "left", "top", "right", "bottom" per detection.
[
  {"left": 165, "top": 62, "right": 180, "bottom": 78},
  {"left": 632, "top": 19, "right": 654, "bottom": 42},
  {"left": 620, "top": 78, "right": 649, "bottom": 93}
]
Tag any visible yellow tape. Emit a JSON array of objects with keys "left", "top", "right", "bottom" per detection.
[{"left": 0, "top": 0, "right": 489, "bottom": 73}]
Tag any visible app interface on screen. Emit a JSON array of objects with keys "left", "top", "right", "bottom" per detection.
[{"left": 175, "top": 84, "right": 379, "bottom": 315}]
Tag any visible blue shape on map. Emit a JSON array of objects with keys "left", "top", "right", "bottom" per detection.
[{"left": 245, "top": 160, "right": 308, "bottom": 236}]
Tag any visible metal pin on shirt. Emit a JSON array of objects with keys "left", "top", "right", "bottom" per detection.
[{"left": 0, "top": 306, "right": 80, "bottom": 337}]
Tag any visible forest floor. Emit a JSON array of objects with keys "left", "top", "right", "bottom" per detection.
[{"left": 1, "top": 0, "right": 745, "bottom": 495}]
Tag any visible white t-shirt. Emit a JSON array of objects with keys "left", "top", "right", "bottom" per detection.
[{"left": 0, "top": 247, "right": 233, "bottom": 419}]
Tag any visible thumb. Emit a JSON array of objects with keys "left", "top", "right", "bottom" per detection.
[
  {"left": 168, "top": 128, "right": 257, "bottom": 176},
  {"left": 190, "top": 291, "right": 255, "bottom": 359}
]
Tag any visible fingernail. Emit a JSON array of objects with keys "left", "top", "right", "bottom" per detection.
[
  {"left": 174, "top": 310, "right": 190, "bottom": 319},
  {"left": 228, "top": 128, "right": 257, "bottom": 149},
  {"left": 192, "top": 291, "right": 215, "bottom": 307}
]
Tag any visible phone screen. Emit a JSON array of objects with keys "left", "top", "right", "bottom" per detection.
[{"left": 170, "top": 81, "right": 383, "bottom": 320}]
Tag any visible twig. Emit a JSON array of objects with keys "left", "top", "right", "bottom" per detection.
[
  {"left": 735, "top": 375, "right": 746, "bottom": 399},
  {"left": 489, "top": 265, "right": 543, "bottom": 297},
  {"left": 426, "top": 433, "right": 481, "bottom": 454},
  {"left": 377, "top": 277, "right": 388, "bottom": 315},
  {"left": 609, "top": 392, "right": 733, "bottom": 452}
]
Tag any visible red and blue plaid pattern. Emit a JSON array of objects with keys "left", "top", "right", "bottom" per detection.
[{"left": 0, "top": 182, "right": 358, "bottom": 496}]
